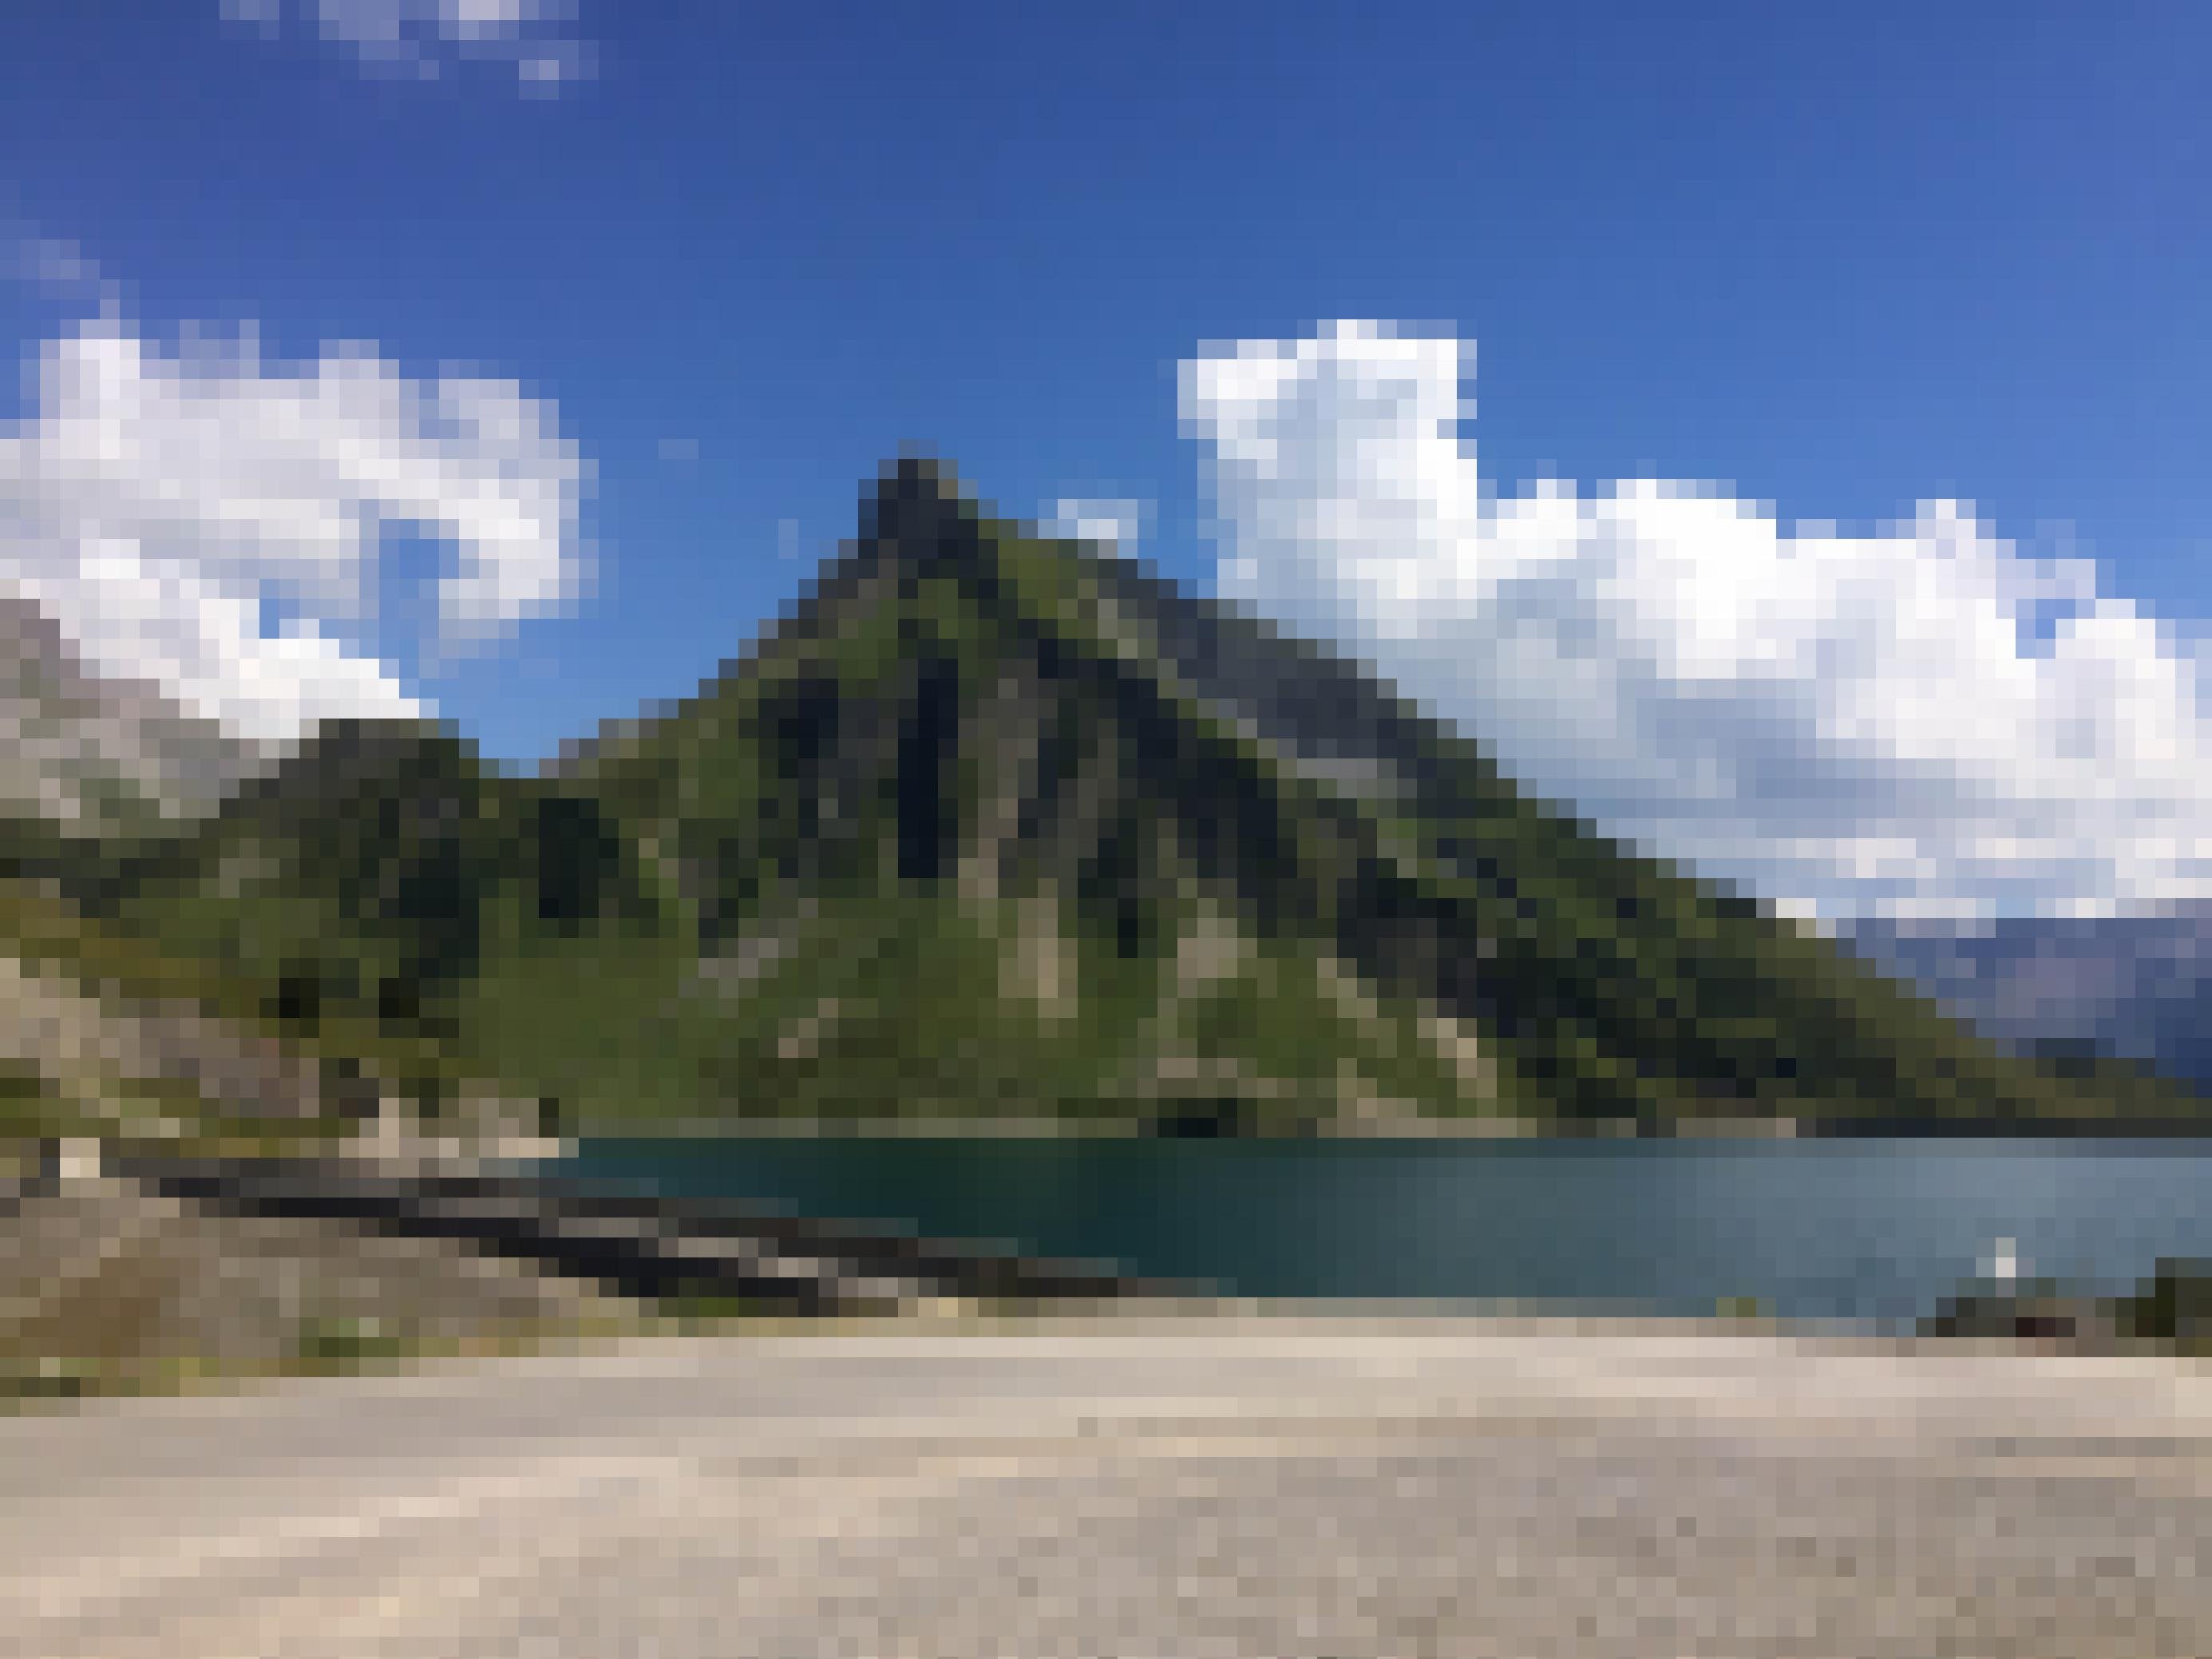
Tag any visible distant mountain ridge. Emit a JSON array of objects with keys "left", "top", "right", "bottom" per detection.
[{"left": 1837, "top": 906, "right": 2212, "bottom": 1088}]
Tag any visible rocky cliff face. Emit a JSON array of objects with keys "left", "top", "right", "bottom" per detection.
[{"left": 0, "top": 584, "right": 259, "bottom": 838}]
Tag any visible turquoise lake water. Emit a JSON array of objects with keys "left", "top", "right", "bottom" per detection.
[{"left": 554, "top": 1137, "right": 2212, "bottom": 1330}]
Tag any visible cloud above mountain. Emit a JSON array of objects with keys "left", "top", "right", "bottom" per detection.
[
  {"left": 221, "top": 0, "right": 593, "bottom": 93},
  {"left": 0, "top": 314, "right": 588, "bottom": 750},
  {"left": 1043, "top": 497, "right": 1150, "bottom": 553},
  {"left": 1181, "top": 319, "right": 2212, "bottom": 924}
]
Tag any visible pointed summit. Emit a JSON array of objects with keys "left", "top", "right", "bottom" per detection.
[{"left": 857, "top": 453, "right": 995, "bottom": 583}]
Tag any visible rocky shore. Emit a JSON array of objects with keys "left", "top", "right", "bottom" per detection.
[{"left": 1917, "top": 1261, "right": 2212, "bottom": 1353}]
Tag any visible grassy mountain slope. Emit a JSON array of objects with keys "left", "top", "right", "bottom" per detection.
[
  {"left": 45, "top": 718, "right": 636, "bottom": 1132},
  {"left": 65, "top": 456, "right": 2212, "bottom": 1136}
]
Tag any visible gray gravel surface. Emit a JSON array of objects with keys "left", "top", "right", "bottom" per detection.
[{"left": 6, "top": 1313, "right": 2210, "bottom": 1657}]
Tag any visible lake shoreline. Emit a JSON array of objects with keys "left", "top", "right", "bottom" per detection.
[
  {"left": 11, "top": 1128, "right": 2210, "bottom": 1410},
  {"left": 545, "top": 1111, "right": 2212, "bottom": 1139}
]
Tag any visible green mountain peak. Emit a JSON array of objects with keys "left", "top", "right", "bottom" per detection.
[{"left": 41, "top": 456, "right": 2211, "bottom": 1139}]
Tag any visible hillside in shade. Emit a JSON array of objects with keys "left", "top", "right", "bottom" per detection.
[{"left": 23, "top": 457, "right": 2212, "bottom": 1138}]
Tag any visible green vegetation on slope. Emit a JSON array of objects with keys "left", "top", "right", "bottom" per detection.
[{"left": 0, "top": 881, "right": 365, "bottom": 1158}]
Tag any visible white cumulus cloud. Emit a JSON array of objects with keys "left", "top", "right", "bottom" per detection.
[
  {"left": 1043, "top": 497, "right": 1150, "bottom": 553},
  {"left": 0, "top": 315, "right": 588, "bottom": 750},
  {"left": 221, "top": 0, "right": 594, "bottom": 93},
  {"left": 1181, "top": 319, "right": 2212, "bottom": 924}
]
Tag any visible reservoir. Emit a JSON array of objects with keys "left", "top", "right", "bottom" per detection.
[{"left": 555, "top": 1137, "right": 2212, "bottom": 1331}]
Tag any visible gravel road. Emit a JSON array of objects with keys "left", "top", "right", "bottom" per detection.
[{"left": 6, "top": 1312, "right": 2210, "bottom": 1657}]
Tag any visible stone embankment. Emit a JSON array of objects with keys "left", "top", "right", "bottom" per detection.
[
  {"left": 6, "top": 1150, "right": 1189, "bottom": 1394},
  {"left": 110, "top": 1153, "right": 1193, "bottom": 1317}
]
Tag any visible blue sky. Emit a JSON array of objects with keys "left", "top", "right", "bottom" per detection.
[{"left": 4, "top": 0, "right": 2211, "bottom": 920}]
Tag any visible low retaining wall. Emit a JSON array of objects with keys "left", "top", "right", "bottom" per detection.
[{"left": 109, "top": 1154, "right": 1195, "bottom": 1315}]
